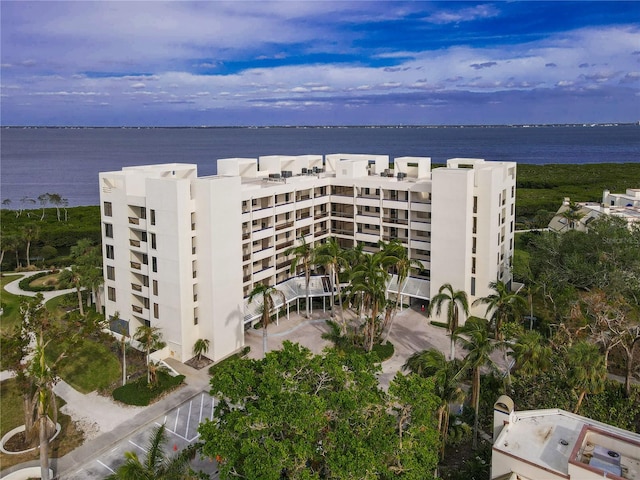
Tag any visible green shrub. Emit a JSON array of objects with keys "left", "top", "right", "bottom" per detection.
[
  {"left": 209, "top": 346, "right": 250, "bottom": 376},
  {"left": 18, "top": 271, "right": 56, "bottom": 291},
  {"left": 430, "top": 320, "right": 449, "bottom": 329},
  {"left": 40, "top": 245, "right": 58, "bottom": 260},
  {"left": 112, "top": 371, "right": 185, "bottom": 406},
  {"left": 371, "top": 341, "right": 394, "bottom": 361}
]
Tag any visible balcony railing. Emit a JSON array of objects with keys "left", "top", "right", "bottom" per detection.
[
  {"left": 243, "top": 274, "right": 251, "bottom": 283},
  {"left": 330, "top": 211, "right": 354, "bottom": 218},
  {"left": 129, "top": 239, "right": 141, "bottom": 247},
  {"left": 314, "top": 211, "right": 329, "bottom": 219},
  {"left": 382, "top": 217, "right": 408, "bottom": 225},
  {"left": 130, "top": 261, "right": 141, "bottom": 270},
  {"left": 128, "top": 217, "right": 140, "bottom": 225},
  {"left": 131, "top": 283, "right": 142, "bottom": 292},
  {"left": 132, "top": 305, "right": 143, "bottom": 314},
  {"left": 275, "top": 221, "right": 294, "bottom": 231}
]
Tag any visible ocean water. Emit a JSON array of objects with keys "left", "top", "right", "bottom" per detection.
[{"left": 1, "top": 125, "right": 638, "bottom": 208}]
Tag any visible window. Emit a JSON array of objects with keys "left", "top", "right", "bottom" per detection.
[
  {"left": 511, "top": 186, "right": 515, "bottom": 198},
  {"left": 142, "top": 275, "right": 149, "bottom": 287},
  {"left": 470, "top": 277, "right": 476, "bottom": 296},
  {"left": 472, "top": 257, "right": 476, "bottom": 274},
  {"left": 152, "top": 257, "right": 157, "bottom": 273},
  {"left": 104, "top": 223, "right": 113, "bottom": 238},
  {"left": 142, "top": 254, "right": 148, "bottom": 265},
  {"left": 472, "top": 237, "right": 477, "bottom": 254},
  {"left": 472, "top": 217, "right": 477, "bottom": 234},
  {"left": 141, "top": 231, "right": 147, "bottom": 242},
  {"left": 151, "top": 233, "right": 157, "bottom": 249},
  {"left": 150, "top": 209, "right": 156, "bottom": 225},
  {"left": 104, "top": 201, "right": 112, "bottom": 217},
  {"left": 154, "top": 303, "right": 159, "bottom": 319},
  {"left": 107, "top": 266, "right": 115, "bottom": 280},
  {"left": 194, "top": 307, "right": 199, "bottom": 325},
  {"left": 143, "top": 297, "right": 149, "bottom": 309},
  {"left": 108, "top": 287, "right": 116, "bottom": 301},
  {"left": 106, "top": 245, "right": 114, "bottom": 259},
  {"left": 140, "top": 208, "right": 146, "bottom": 219},
  {"left": 153, "top": 280, "right": 158, "bottom": 296},
  {"left": 473, "top": 196, "right": 478, "bottom": 214}
]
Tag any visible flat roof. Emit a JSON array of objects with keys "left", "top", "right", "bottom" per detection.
[{"left": 494, "top": 409, "right": 640, "bottom": 478}]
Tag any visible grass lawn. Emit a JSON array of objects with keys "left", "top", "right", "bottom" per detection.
[
  {"left": 0, "top": 378, "right": 85, "bottom": 471},
  {"left": 0, "top": 273, "right": 24, "bottom": 334},
  {"left": 29, "top": 272, "right": 63, "bottom": 288},
  {"left": 47, "top": 337, "right": 122, "bottom": 394}
]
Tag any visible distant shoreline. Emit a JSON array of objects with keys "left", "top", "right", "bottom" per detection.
[{"left": 3, "top": 123, "right": 639, "bottom": 130}]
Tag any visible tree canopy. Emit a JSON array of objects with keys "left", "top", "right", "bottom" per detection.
[{"left": 199, "top": 342, "right": 440, "bottom": 479}]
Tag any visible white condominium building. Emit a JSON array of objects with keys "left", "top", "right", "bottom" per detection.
[{"left": 99, "top": 154, "right": 516, "bottom": 363}]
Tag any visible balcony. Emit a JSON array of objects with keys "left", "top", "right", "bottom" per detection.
[
  {"left": 132, "top": 305, "right": 143, "bottom": 314},
  {"left": 314, "top": 211, "right": 329, "bottom": 220},
  {"left": 131, "top": 283, "right": 142, "bottom": 292},
  {"left": 129, "top": 239, "right": 141, "bottom": 247},
  {"left": 243, "top": 274, "right": 251, "bottom": 283},
  {"left": 130, "top": 261, "right": 141, "bottom": 270},
  {"left": 275, "top": 221, "right": 295, "bottom": 231},
  {"left": 128, "top": 217, "right": 140, "bottom": 225},
  {"left": 382, "top": 217, "right": 409, "bottom": 225}
]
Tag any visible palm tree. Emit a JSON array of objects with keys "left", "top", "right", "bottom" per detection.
[
  {"left": 134, "top": 325, "right": 167, "bottom": 384},
  {"left": 248, "top": 283, "right": 285, "bottom": 358},
  {"left": 349, "top": 250, "right": 388, "bottom": 351},
  {"left": 314, "top": 238, "right": 348, "bottom": 331},
  {"left": 22, "top": 223, "right": 40, "bottom": 266},
  {"left": 473, "top": 280, "right": 527, "bottom": 340},
  {"left": 565, "top": 341, "right": 607, "bottom": 413},
  {"left": 193, "top": 338, "right": 210, "bottom": 361},
  {"left": 29, "top": 332, "right": 60, "bottom": 480},
  {"left": 403, "top": 349, "right": 464, "bottom": 459},
  {"left": 456, "top": 317, "right": 498, "bottom": 449},
  {"left": 381, "top": 240, "right": 424, "bottom": 344},
  {"left": 285, "top": 236, "right": 314, "bottom": 318},
  {"left": 560, "top": 201, "right": 586, "bottom": 230},
  {"left": 508, "top": 330, "right": 552, "bottom": 378},
  {"left": 428, "top": 283, "right": 470, "bottom": 361},
  {"left": 106, "top": 424, "right": 197, "bottom": 480}
]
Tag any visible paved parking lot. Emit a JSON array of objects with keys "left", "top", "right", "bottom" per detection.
[{"left": 64, "top": 392, "right": 218, "bottom": 479}]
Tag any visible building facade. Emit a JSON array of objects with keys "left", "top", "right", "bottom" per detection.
[{"left": 99, "top": 154, "right": 516, "bottom": 363}]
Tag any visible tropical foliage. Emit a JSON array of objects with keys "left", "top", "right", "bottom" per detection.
[{"left": 199, "top": 342, "right": 440, "bottom": 479}]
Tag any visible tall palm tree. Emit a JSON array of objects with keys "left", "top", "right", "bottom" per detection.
[
  {"left": 285, "top": 236, "right": 314, "bottom": 318},
  {"left": 381, "top": 240, "right": 424, "bottom": 344},
  {"left": 349, "top": 251, "right": 388, "bottom": 351},
  {"left": 134, "top": 325, "right": 166, "bottom": 384},
  {"left": 22, "top": 223, "right": 40, "bottom": 266},
  {"left": 106, "top": 424, "right": 197, "bottom": 480},
  {"left": 565, "top": 341, "right": 607, "bottom": 413},
  {"left": 508, "top": 330, "right": 552, "bottom": 378},
  {"left": 403, "top": 349, "right": 464, "bottom": 459},
  {"left": 248, "top": 283, "right": 285, "bottom": 358},
  {"left": 428, "top": 283, "right": 470, "bottom": 361},
  {"left": 456, "top": 317, "right": 498, "bottom": 449},
  {"left": 29, "top": 331, "right": 63, "bottom": 480},
  {"left": 473, "top": 280, "right": 527, "bottom": 340},
  {"left": 560, "top": 201, "right": 586, "bottom": 230},
  {"left": 314, "top": 238, "right": 348, "bottom": 331}
]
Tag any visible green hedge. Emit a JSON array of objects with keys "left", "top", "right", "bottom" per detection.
[
  {"left": 112, "top": 371, "right": 185, "bottom": 406},
  {"left": 18, "top": 271, "right": 56, "bottom": 292}
]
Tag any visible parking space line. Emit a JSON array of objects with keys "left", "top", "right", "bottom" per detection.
[
  {"left": 199, "top": 393, "right": 205, "bottom": 423},
  {"left": 185, "top": 400, "right": 193, "bottom": 437},
  {"left": 128, "top": 439, "right": 147, "bottom": 453},
  {"left": 174, "top": 407, "right": 180, "bottom": 431},
  {"left": 97, "top": 460, "right": 115, "bottom": 473}
]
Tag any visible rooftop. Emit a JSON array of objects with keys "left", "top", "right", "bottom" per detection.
[{"left": 494, "top": 408, "right": 640, "bottom": 479}]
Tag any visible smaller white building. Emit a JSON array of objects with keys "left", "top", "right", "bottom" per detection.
[
  {"left": 549, "top": 188, "right": 640, "bottom": 232},
  {"left": 492, "top": 395, "right": 640, "bottom": 480}
]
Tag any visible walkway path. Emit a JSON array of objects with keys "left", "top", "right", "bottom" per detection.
[{"left": 3, "top": 270, "right": 78, "bottom": 301}]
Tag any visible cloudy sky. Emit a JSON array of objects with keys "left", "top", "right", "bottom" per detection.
[{"left": 1, "top": 1, "right": 639, "bottom": 126}]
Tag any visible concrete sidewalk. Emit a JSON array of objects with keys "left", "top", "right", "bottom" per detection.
[{"left": 3, "top": 270, "right": 78, "bottom": 301}]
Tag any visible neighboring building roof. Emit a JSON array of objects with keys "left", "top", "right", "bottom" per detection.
[
  {"left": 549, "top": 190, "right": 640, "bottom": 233},
  {"left": 492, "top": 397, "right": 640, "bottom": 480}
]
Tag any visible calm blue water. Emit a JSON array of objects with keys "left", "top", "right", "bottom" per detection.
[{"left": 1, "top": 125, "right": 639, "bottom": 207}]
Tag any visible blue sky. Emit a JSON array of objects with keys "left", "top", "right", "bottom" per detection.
[{"left": 1, "top": 1, "right": 639, "bottom": 126}]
